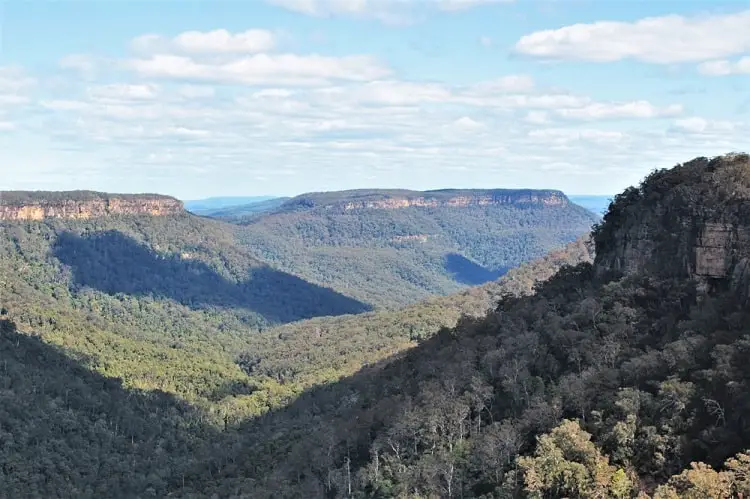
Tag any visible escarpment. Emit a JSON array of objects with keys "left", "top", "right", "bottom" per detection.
[
  {"left": 593, "top": 152, "right": 750, "bottom": 294},
  {"left": 0, "top": 191, "right": 184, "bottom": 221},
  {"left": 280, "top": 188, "right": 569, "bottom": 213}
]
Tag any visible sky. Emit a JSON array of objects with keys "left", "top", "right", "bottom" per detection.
[{"left": 0, "top": 0, "right": 748, "bottom": 200}]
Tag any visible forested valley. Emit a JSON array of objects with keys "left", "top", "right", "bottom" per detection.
[{"left": 2, "top": 154, "right": 750, "bottom": 498}]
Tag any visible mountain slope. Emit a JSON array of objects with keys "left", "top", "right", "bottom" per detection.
[
  {"left": 0, "top": 195, "right": 374, "bottom": 416},
  {"left": 0, "top": 190, "right": 594, "bottom": 421},
  {"left": 243, "top": 237, "right": 593, "bottom": 387},
  {"left": 234, "top": 188, "right": 598, "bottom": 308},
  {"left": 0, "top": 238, "right": 594, "bottom": 498},
  {"left": 206, "top": 153, "right": 750, "bottom": 498}
]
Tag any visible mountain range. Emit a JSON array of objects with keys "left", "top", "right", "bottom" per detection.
[{"left": 3, "top": 154, "right": 750, "bottom": 498}]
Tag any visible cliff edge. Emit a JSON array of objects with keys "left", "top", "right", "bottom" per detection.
[
  {"left": 280, "top": 188, "right": 569, "bottom": 212},
  {"left": 0, "top": 191, "right": 184, "bottom": 221},
  {"left": 593, "top": 152, "right": 750, "bottom": 294}
]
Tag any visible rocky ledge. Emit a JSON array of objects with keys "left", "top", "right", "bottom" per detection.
[
  {"left": 282, "top": 189, "right": 569, "bottom": 212},
  {"left": 592, "top": 152, "right": 750, "bottom": 295},
  {"left": 0, "top": 191, "right": 184, "bottom": 221}
]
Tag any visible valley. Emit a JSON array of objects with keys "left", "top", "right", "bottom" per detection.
[
  {"left": 230, "top": 188, "right": 597, "bottom": 308},
  {"left": 3, "top": 153, "right": 750, "bottom": 498}
]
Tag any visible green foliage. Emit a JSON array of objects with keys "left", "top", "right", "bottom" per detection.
[
  {"left": 0, "top": 190, "right": 175, "bottom": 205},
  {"left": 234, "top": 198, "right": 597, "bottom": 308},
  {"left": 7, "top": 156, "right": 750, "bottom": 497},
  {"left": 0, "top": 205, "right": 592, "bottom": 497}
]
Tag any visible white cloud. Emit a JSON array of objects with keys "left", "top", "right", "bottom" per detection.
[
  {"left": 0, "top": 121, "right": 15, "bottom": 131},
  {"left": 671, "top": 117, "right": 736, "bottom": 134},
  {"left": 177, "top": 85, "right": 216, "bottom": 99},
  {"left": 346, "top": 80, "right": 452, "bottom": 105},
  {"left": 266, "top": 0, "right": 511, "bottom": 23},
  {"left": 514, "top": 10, "right": 750, "bottom": 64},
  {"left": 434, "top": 0, "right": 512, "bottom": 11},
  {"left": 266, "top": 0, "right": 412, "bottom": 24},
  {"left": 452, "top": 116, "right": 484, "bottom": 129},
  {"left": 465, "top": 75, "right": 535, "bottom": 94},
  {"left": 59, "top": 54, "right": 98, "bottom": 72},
  {"left": 479, "top": 36, "right": 492, "bottom": 47},
  {"left": 131, "top": 29, "right": 276, "bottom": 54},
  {"left": 87, "top": 84, "right": 160, "bottom": 102},
  {"left": 0, "top": 67, "right": 35, "bottom": 94},
  {"left": 252, "top": 88, "right": 296, "bottom": 98},
  {"left": 124, "top": 53, "right": 391, "bottom": 86},
  {"left": 698, "top": 56, "right": 750, "bottom": 76},
  {"left": 524, "top": 110, "right": 550, "bottom": 124},
  {"left": 528, "top": 128, "right": 626, "bottom": 144},
  {"left": 556, "top": 101, "right": 683, "bottom": 120}
]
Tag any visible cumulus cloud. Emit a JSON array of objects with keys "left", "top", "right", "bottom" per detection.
[
  {"left": 434, "top": 0, "right": 512, "bottom": 11},
  {"left": 59, "top": 54, "right": 98, "bottom": 72},
  {"left": 671, "top": 117, "right": 736, "bottom": 134},
  {"left": 556, "top": 101, "right": 683, "bottom": 120},
  {"left": 527, "top": 128, "right": 626, "bottom": 144},
  {"left": 177, "top": 85, "right": 216, "bottom": 99},
  {"left": 465, "top": 75, "right": 535, "bottom": 94},
  {"left": 452, "top": 116, "right": 484, "bottom": 129},
  {"left": 87, "top": 84, "right": 160, "bottom": 102},
  {"left": 0, "top": 67, "right": 36, "bottom": 94},
  {"left": 514, "top": 10, "right": 750, "bottom": 64},
  {"left": 265, "top": 0, "right": 413, "bottom": 24},
  {"left": 15, "top": 20, "right": 727, "bottom": 198},
  {"left": 524, "top": 110, "right": 550, "bottom": 125},
  {"left": 698, "top": 56, "right": 750, "bottom": 76},
  {"left": 266, "top": 0, "right": 511, "bottom": 23},
  {"left": 131, "top": 29, "right": 277, "bottom": 54},
  {"left": 124, "top": 53, "right": 391, "bottom": 86}
]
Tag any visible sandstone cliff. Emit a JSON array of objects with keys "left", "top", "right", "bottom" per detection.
[
  {"left": 0, "top": 191, "right": 184, "bottom": 221},
  {"left": 282, "top": 189, "right": 569, "bottom": 213},
  {"left": 593, "top": 152, "right": 750, "bottom": 294}
]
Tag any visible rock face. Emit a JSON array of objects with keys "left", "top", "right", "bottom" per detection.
[
  {"left": 0, "top": 191, "right": 184, "bottom": 221},
  {"left": 283, "top": 189, "right": 569, "bottom": 213},
  {"left": 593, "top": 152, "right": 750, "bottom": 294}
]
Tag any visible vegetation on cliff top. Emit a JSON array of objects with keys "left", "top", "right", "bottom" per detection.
[
  {"left": 276, "top": 187, "right": 568, "bottom": 212},
  {"left": 0, "top": 190, "right": 180, "bottom": 205}
]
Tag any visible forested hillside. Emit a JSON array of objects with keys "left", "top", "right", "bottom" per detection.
[
  {"left": 0, "top": 196, "right": 591, "bottom": 424},
  {"left": 6, "top": 154, "right": 749, "bottom": 498},
  {"left": 0, "top": 232, "right": 591, "bottom": 497},
  {"left": 202, "top": 153, "right": 750, "bottom": 498},
  {"left": 233, "top": 189, "right": 597, "bottom": 308},
  {"left": 0, "top": 211, "right": 370, "bottom": 418}
]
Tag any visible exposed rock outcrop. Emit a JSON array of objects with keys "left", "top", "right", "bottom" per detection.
[
  {"left": 0, "top": 191, "right": 184, "bottom": 221},
  {"left": 282, "top": 189, "right": 569, "bottom": 213},
  {"left": 593, "top": 152, "right": 750, "bottom": 295}
]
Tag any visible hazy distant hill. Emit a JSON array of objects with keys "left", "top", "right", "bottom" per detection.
[
  {"left": 569, "top": 194, "right": 613, "bottom": 215},
  {"left": 200, "top": 197, "right": 290, "bottom": 220},
  {"left": 233, "top": 188, "right": 598, "bottom": 308},
  {"left": 184, "top": 196, "right": 278, "bottom": 214}
]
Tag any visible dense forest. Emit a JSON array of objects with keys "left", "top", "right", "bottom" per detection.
[
  {"left": 3, "top": 153, "right": 749, "bottom": 498},
  {"left": 0, "top": 233, "right": 590, "bottom": 498},
  {"left": 232, "top": 191, "right": 597, "bottom": 308},
  {"left": 0, "top": 205, "right": 589, "bottom": 429}
]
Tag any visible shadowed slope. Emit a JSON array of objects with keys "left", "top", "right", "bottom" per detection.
[{"left": 52, "top": 230, "right": 371, "bottom": 322}]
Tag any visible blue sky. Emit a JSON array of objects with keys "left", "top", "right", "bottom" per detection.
[{"left": 1, "top": 0, "right": 748, "bottom": 199}]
